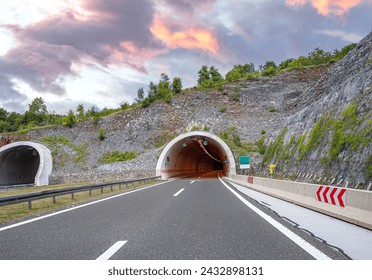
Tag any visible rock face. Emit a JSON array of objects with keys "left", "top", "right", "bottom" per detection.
[
  {"left": 265, "top": 32, "right": 372, "bottom": 188},
  {"left": 14, "top": 32, "right": 370, "bottom": 188},
  {"left": 23, "top": 65, "right": 327, "bottom": 182}
]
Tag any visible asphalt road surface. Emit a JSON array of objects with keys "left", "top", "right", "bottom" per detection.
[{"left": 0, "top": 177, "right": 350, "bottom": 260}]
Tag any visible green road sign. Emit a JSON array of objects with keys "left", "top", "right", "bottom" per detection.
[{"left": 240, "top": 156, "right": 250, "bottom": 169}]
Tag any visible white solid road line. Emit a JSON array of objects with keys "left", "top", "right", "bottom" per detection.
[
  {"left": 173, "top": 188, "right": 185, "bottom": 197},
  {"left": 96, "top": 241, "right": 128, "bottom": 260},
  {"left": 218, "top": 176, "right": 331, "bottom": 260}
]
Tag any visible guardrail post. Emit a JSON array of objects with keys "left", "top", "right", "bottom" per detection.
[
  {"left": 71, "top": 193, "right": 74, "bottom": 200},
  {"left": 101, "top": 187, "right": 103, "bottom": 194},
  {"left": 28, "top": 201, "right": 32, "bottom": 210},
  {"left": 110, "top": 185, "right": 113, "bottom": 192},
  {"left": 89, "top": 189, "right": 92, "bottom": 196},
  {"left": 53, "top": 196, "right": 56, "bottom": 204}
]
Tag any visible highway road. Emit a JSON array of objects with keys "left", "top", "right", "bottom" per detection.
[{"left": 0, "top": 176, "right": 365, "bottom": 260}]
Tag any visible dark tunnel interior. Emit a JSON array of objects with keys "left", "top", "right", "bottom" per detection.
[{"left": 0, "top": 146, "right": 40, "bottom": 186}]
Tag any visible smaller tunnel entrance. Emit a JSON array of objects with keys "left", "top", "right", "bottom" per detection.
[
  {"left": 0, "top": 141, "right": 53, "bottom": 186},
  {"left": 0, "top": 146, "right": 40, "bottom": 185},
  {"left": 156, "top": 131, "right": 236, "bottom": 179}
]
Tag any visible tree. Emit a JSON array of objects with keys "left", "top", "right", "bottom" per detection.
[
  {"left": 197, "top": 65, "right": 224, "bottom": 89},
  {"left": 308, "top": 48, "right": 331, "bottom": 65},
  {"left": 0, "top": 107, "right": 8, "bottom": 121},
  {"left": 225, "top": 63, "right": 256, "bottom": 82},
  {"left": 137, "top": 87, "right": 144, "bottom": 101},
  {"left": 160, "top": 73, "right": 170, "bottom": 83},
  {"left": 147, "top": 82, "right": 157, "bottom": 102},
  {"left": 225, "top": 67, "right": 241, "bottom": 82},
  {"left": 157, "top": 73, "right": 172, "bottom": 102},
  {"left": 120, "top": 101, "right": 130, "bottom": 110},
  {"left": 171, "top": 77, "right": 182, "bottom": 94},
  {"left": 0, "top": 121, "right": 10, "bottom": 133},
  {"left": 243, "top": 63, "right": 255, "bottom": 73},
  {"left": 197, "top": 65, "right": 210, "bottom": 87},
  {"left": 63, "top": 109, "right": 76, "bottom": 128},
  {"left": 260, "top": 61, "right": 278, "bottom": 77},
  {"left": 86, "top": 105, "right": 98, "bottom": 117},
  {"left": 260, "top": 61, "right": 277, "bottom": 71},
  {"left": 77, "top": 104, "right": 85, "bottom": 120},
  {"left": 279, "top": 58, "right": 295, "bottom": 69},
  {"left": 24, "top": 97, "right": 48, "bottom": 125},
  {"left": 209, "top": 66, "right": 223, "bottom": 84},
  {"left": 7, "top": 112, "right": 23, "bottom": 132}
]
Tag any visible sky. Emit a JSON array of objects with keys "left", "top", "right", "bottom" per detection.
[{"left": 0, "top": 0, "right": 371, "bottom": 114}]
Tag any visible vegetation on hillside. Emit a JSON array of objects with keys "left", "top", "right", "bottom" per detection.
[
  {"left": 99, "top": 151, "right": 138, "bottom": 163},
  {"left": 218, "top": 127, "right": 266, "bottom": 158},
  {"left": 0, "top": 43, "right": 356, "bottom": 134},
  {"left": 262, "top": 102, "right": 372, "bottom": 181},
  {"left": 40, "top": 135, "right": 89, "bottom": 167}
]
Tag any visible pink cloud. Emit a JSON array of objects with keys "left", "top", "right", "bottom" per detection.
[
  {"left": 1, "top": 0, "right": 159, "bottom": 96},
  {"left": 285, "top": 0, "right": 365, "bottom": 16},
  {"left": 150, "top": 18, "right": 219, "bottom": 54}
]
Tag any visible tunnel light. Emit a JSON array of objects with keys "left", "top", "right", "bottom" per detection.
[
  {"left": 202, "top": 137, "right": 208, "bottom": 146},
  {"left": 182, "top": 141, "right": 187, "bottom": 148}
]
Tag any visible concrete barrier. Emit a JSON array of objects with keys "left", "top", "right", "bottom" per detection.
[{"left": 227, "top": 174, "right": 372, "bottom": 230}]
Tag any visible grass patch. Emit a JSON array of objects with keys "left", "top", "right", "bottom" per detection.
[{"left": 100, "top": 151, "right": 138, "bottom": 163}]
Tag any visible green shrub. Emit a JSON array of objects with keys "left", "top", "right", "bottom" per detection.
[
  {"left": 269, "top": 107, "right": 277, "bottom": 113},
  {"left": 261, "top": 67, "right": 277, "bottom": 77},
  {"left": 73, "top": 141, "right": 89, "bottom": 164},
  {"left": 63, "top": 110, "right": 76, "bottom": 128},
  {"left": 219, "top": 105, "right": 227, "bottom": 113},
  {"left": 263, "top": 127, "right": 287, "bottom": 165},
  {"left": 98, "top": 128, "right": 105, "bottom": 141},
  {"left": 365, "top": 154, "right": 372, "bottom": 180},
  {"left": 255, "top": 136, "right": 267, "bottom": 155}
]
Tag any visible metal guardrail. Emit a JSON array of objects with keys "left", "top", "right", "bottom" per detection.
[{"left": 0, "top": 176, "right": 161, "bottom": 210}]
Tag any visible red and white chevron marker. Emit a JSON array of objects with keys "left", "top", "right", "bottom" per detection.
[{"left": 316, "top": 186, "right": 347, "bottom": 207}]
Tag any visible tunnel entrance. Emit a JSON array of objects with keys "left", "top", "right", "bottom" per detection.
[
  {"left": 156, "top": 131, "right": 236, "bottom": 179},
  {"left": 0, "top": 141, "right": 53, "bottom": 186},
  {"left": 0, "top": 146, "right": 40, "bottom": 185}
]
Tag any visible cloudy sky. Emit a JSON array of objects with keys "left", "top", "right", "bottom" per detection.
[{"left": 0, "top": 0, "right": 371, "bottom": 114}]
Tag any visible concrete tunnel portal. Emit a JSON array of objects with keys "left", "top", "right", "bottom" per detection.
[
  {"left": 156, "top": 131, "right": 236, "bottom": 179},
  {"left": 0, "top": 141, "right": 52, "bottom": 186}
]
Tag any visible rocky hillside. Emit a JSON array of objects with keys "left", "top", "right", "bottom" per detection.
[
  {"left": 264, "top": 32, "right": 372, "bottom": 189},
  {"left": 20, "top": 65, "right": 327, "bottom": 183},
  {"left": 6, "top": 32, "right": 371, "bottom": 189}
]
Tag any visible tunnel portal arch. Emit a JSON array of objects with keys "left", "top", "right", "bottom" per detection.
[
  {"left": 156, "top": 131, "right": 236, "bottom": 179},
  {"left": 0, "top": 141, "right": 52, "bottom": 186}
]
